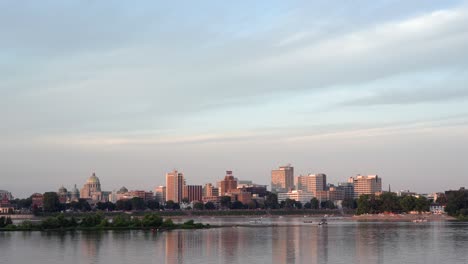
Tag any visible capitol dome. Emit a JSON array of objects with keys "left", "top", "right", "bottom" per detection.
[
  {"left": 118, "top": 186, "right": 128, "bottom": 194},
  {"left": 58, "top": 186, "right": 68, "bottom": 194},
  {"left": 86, "top": 173, "right": 100, "bottom": 184}
]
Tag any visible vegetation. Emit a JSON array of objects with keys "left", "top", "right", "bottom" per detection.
[
  {"left": 356, "top": 193, "right": 430, "bottom": 215},
  {"left": 0, "top": 213, "right": 208, "bottom": 231},
  {"left": 444, "top": 189, "right": 468, "bottom": 219}
]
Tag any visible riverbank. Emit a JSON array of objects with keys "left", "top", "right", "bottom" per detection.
[{"left": 352, "top": 213, "right": 456, "bottom": 221}]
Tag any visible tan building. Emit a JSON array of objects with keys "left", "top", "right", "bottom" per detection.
[
  {"left": 315, "top": 186, "right": 345, "bottom": 202},
  {"left": 271, "top": 165, "right": 294, "bottom": 193},
  {"left": 349, "top": 175, "right": 382, "bottom": 198},
  {"left": 277, "top": 190, "right": 314, "bottom": 204},
  {"left": 230, "top": 189, "right": 253, "bottom": 204},
  {"left": 80, "top": 173, "right": 108, "bottom": 202},
  {"left": 183, "top": 185, "right": 203, "bottom": 202},
  {"left": 155, "top": 186, "right": 166, "bottom": 203},
  {"left": 296, "top": 173, "right": 327, "bottom": 196},
  {"left": 203, "top": 183, "right": 219, "bottom": 197},
  {"left": 218, "top": 171, "right": 237, "bottom": 195},
  {"left": 166, "top": 170, "right": 185, "bottom": 203}
]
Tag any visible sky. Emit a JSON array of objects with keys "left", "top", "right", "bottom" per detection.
[{"left": 1, "top": 1, "right": 468, "bottom": 198}]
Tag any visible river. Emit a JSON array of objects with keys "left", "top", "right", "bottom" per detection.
[{"left": 1, "top": 217, "right": 467, "bottom": 264}]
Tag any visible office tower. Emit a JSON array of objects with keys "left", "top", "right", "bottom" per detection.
[
  {"left": 203, "top": 183, "right": 219, "bottom": 197},
  {"left": 183, "top": 185, "right": 203, "bottom": 202},
  {"left": 166, "top": 170, "right": 185, "bottom": 203},
  {"left": 218, "top": 171, "right": 238, "bottom": 195},
  {"left": 271, "top": 164, "right": 294, "bottom": 193},
  {"left": 296, "top": 173, "right": 327, "bottom": 196},
  {"left": 349, "top": 175, "right": 382, "bottom": 198},
  {"left": 155, "top": 186, "right": 167, "bottom": 203}
]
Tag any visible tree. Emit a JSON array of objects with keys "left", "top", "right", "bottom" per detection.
[
  {"left": 400, "top": 195, "right": 417, "bottom": 213},
  {"left": 165, "top": 200, "right": 176, "bottom": 210},
  {"left": 43, "top": 192, "right": 61, "bottom": 212},
  {"left": 265, "top": 193, "right": 279, "bottom": 209},
  {"left": 181, "top": 198, "right": 190, "bottom": 204},
  {"left": 414, "top": 196, "right": 430, "bottom": 213},
  {"left": 321, "top": 200, "right": 336, "bottom": 209},
  {"left": 247, "top": 200, "right": 258, "bottom": 209},
  {"left": 130, "top": 197, "right": 145, "bottom": 211},
  {"left": 230, "top": 201, "right": 244, "bottom": 209},
  {"left": 380, "top": 192, "right": 401, "bottom": 213},
  {"left": 116, "top": 200, "right": 132, "bottom": 211},
  {"left": 282, "top": 198, "right": 296, "bottom": 209},
  {"left": 310, "top": 198, "right": 319, "bottom": 209},
  {"left": 220, "top": 196, "right": 231, "bottom": 209},
  {"left": 204, "top": 202, "right": 216, "bottom": 210},
  {"left": 342, "top": 198, "right": 357, "bottom": 209},
  {"left": 304, "top": 202, "right": 312, "bottom": 209},
  {"left": 356, "top": 195, "right": 371, "bottom": 215},
  {"left": 146, "top": 200, "right": 160, "bottom": 210},
  {"left": 193, "top": 202, "right": 204, "bottom": 210}
]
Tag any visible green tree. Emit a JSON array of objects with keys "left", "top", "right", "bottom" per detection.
[
  {"left": 342, "top": 198, "right": 357, "bottom": 209},
  {"left": 282, "top": 198, "right": 296, "bottom": 209},
  {"left": 356, "top": 195, "right": 371, "bottom": 215},
  {"left": 265, "top": 193, "right": 279, "bottom": 209},
  {"left": 220, "top": 196, "right": 232, "bottom": 209},
  {"left": 165, "top": 200, "right": 176, "bottom": 210},
  {"left": 230, "top": 201, "right": 244, "bottom": 209},
  {"left": 146, "top": 200, "right": 160, "bottom": 210},
  {"left": 415, "top": 196, "right": 430, "bottom": 213},
  {"left": 380, "top": 192, "right": 401, "bottom": 213},
  {"left": 400, "top": 195, "right": 417, "bottom": 213},
  {"left": 310, "top": 198, "right": 319, "bottom": 209},
  {"left": 304, "top": 202, "right": 312, "bottom": 209},
  {"left": 130, "top": 197, "right": 146, "bottom": 211},
  {"left": 193, "top": 202, "right": 204, "bottom": 210},
  {"left": 204, "top": 202, "right": 216, "bottom": 210},
  {"left": 43, "top": 192, "right": 61, "bottom": 212}
]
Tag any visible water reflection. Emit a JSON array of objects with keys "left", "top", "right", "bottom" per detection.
[{"left": 1, "top": 221, "right": 468, "bottom": 264}]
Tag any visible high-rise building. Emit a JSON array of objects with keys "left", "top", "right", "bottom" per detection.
[
  {"left": 338, "top": 182, "right": 354, "bottom": 200},
  {"left": 296, "top": 173, "right": 327, "bottom": 196},
  {"left": 277, "top": 190, "right": 314, "bottom": 204},
  {"left": 166, "top": 170, "right": 185, "bottom": 203},
  {"left": 271, "top": 165, "right": 294, "bottom": 193},
  {"left": 183, "top": 185, "right": 203, "bottom": 202},
  {"left": 155, "top": 186, "right": 166, "bottom": 203},
  {"left": 349, "top": 175, "right": 382, "bottom": 198},
  {"left": 218, "top": 171, "right": 238, "bottom": 195},
  {"left": 203, "top": 183, "right": 219, "bottom": 197}
]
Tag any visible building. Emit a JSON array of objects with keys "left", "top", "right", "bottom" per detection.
[
  {"left": 70, "top": 184, "right": 80, "bottom": 202},
  {"left": 155, "top": 186, "right": 166, "bottom": 203},
  {"left": 349, "top": 175, "right": 382, "bottom": 199},
  {"left": 166, "top": 170, "right": 185, "bottom": 203},
  {"left": 0, "top": 190, "right": 13, "bottom": 201},
  {"left": 203, "top": 183, "right": 219, "bottom": 197},
  {"left": 338, "top": 182, "right": 354, "bottom": 200},
  {"left": 202, "top": 196, "right": 221, "bottom": 208},
  {"left": 430, "top": 204, "right": 445, "bottom": 214},
  {"left": 315, "top": 186, "right": 345, "bottom": 202},
  {"left": 296, "top": 174, "right": 327, "bottom": 196},
  {"left": 183, "top": 185, "right": 203, "bottom": 202},
  {"left": 31, "top": 193, "right": 44, "bottom": 208},
  {"left": 277, "top": 190, "right": 314, "bottom": 204},
  {"left": 57, "top": 186, "right": 69, "bottom": 204},
  {"left": 218, "top": 171, "right": 238, "bottom": 195},
  {"left": 271, "top": 165, "right": 294, "bottom": 193},
  {"left": 230, "top": 189, "right": 253, "bottom": 204},
  {"left": 80, "top": 173, "right": 108, "bottom": 202}
]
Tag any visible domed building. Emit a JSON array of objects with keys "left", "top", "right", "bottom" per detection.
[
  {"left": 57, "top": 186, "right": 69, "bottom": 203},
  {"left": 70, "top": 184, "right": 80, "bottom": 202},
  {"left": 80, "top": 173, "right": 108, "bottom": 202}
]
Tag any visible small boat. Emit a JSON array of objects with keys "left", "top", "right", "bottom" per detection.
[
  {"left": 318, "top": 218, "right": 327, "bottom": 226},
  {"left": 249, "top": 218, "right": 263, "bottom": 224},
  {"left": 412, "top": 218, "right": 428, "bottom": 223},
  {"left": 303, "top": 220, "right": 314, "bottom": 223}
]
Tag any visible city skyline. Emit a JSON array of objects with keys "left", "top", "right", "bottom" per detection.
[{"left": 2, "top": 1, "right": 468, "bottom": 197}]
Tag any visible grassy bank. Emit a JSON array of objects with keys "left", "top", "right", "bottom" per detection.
[{"left": 0, "top": 213, "right": 209, "bottom": 232}]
